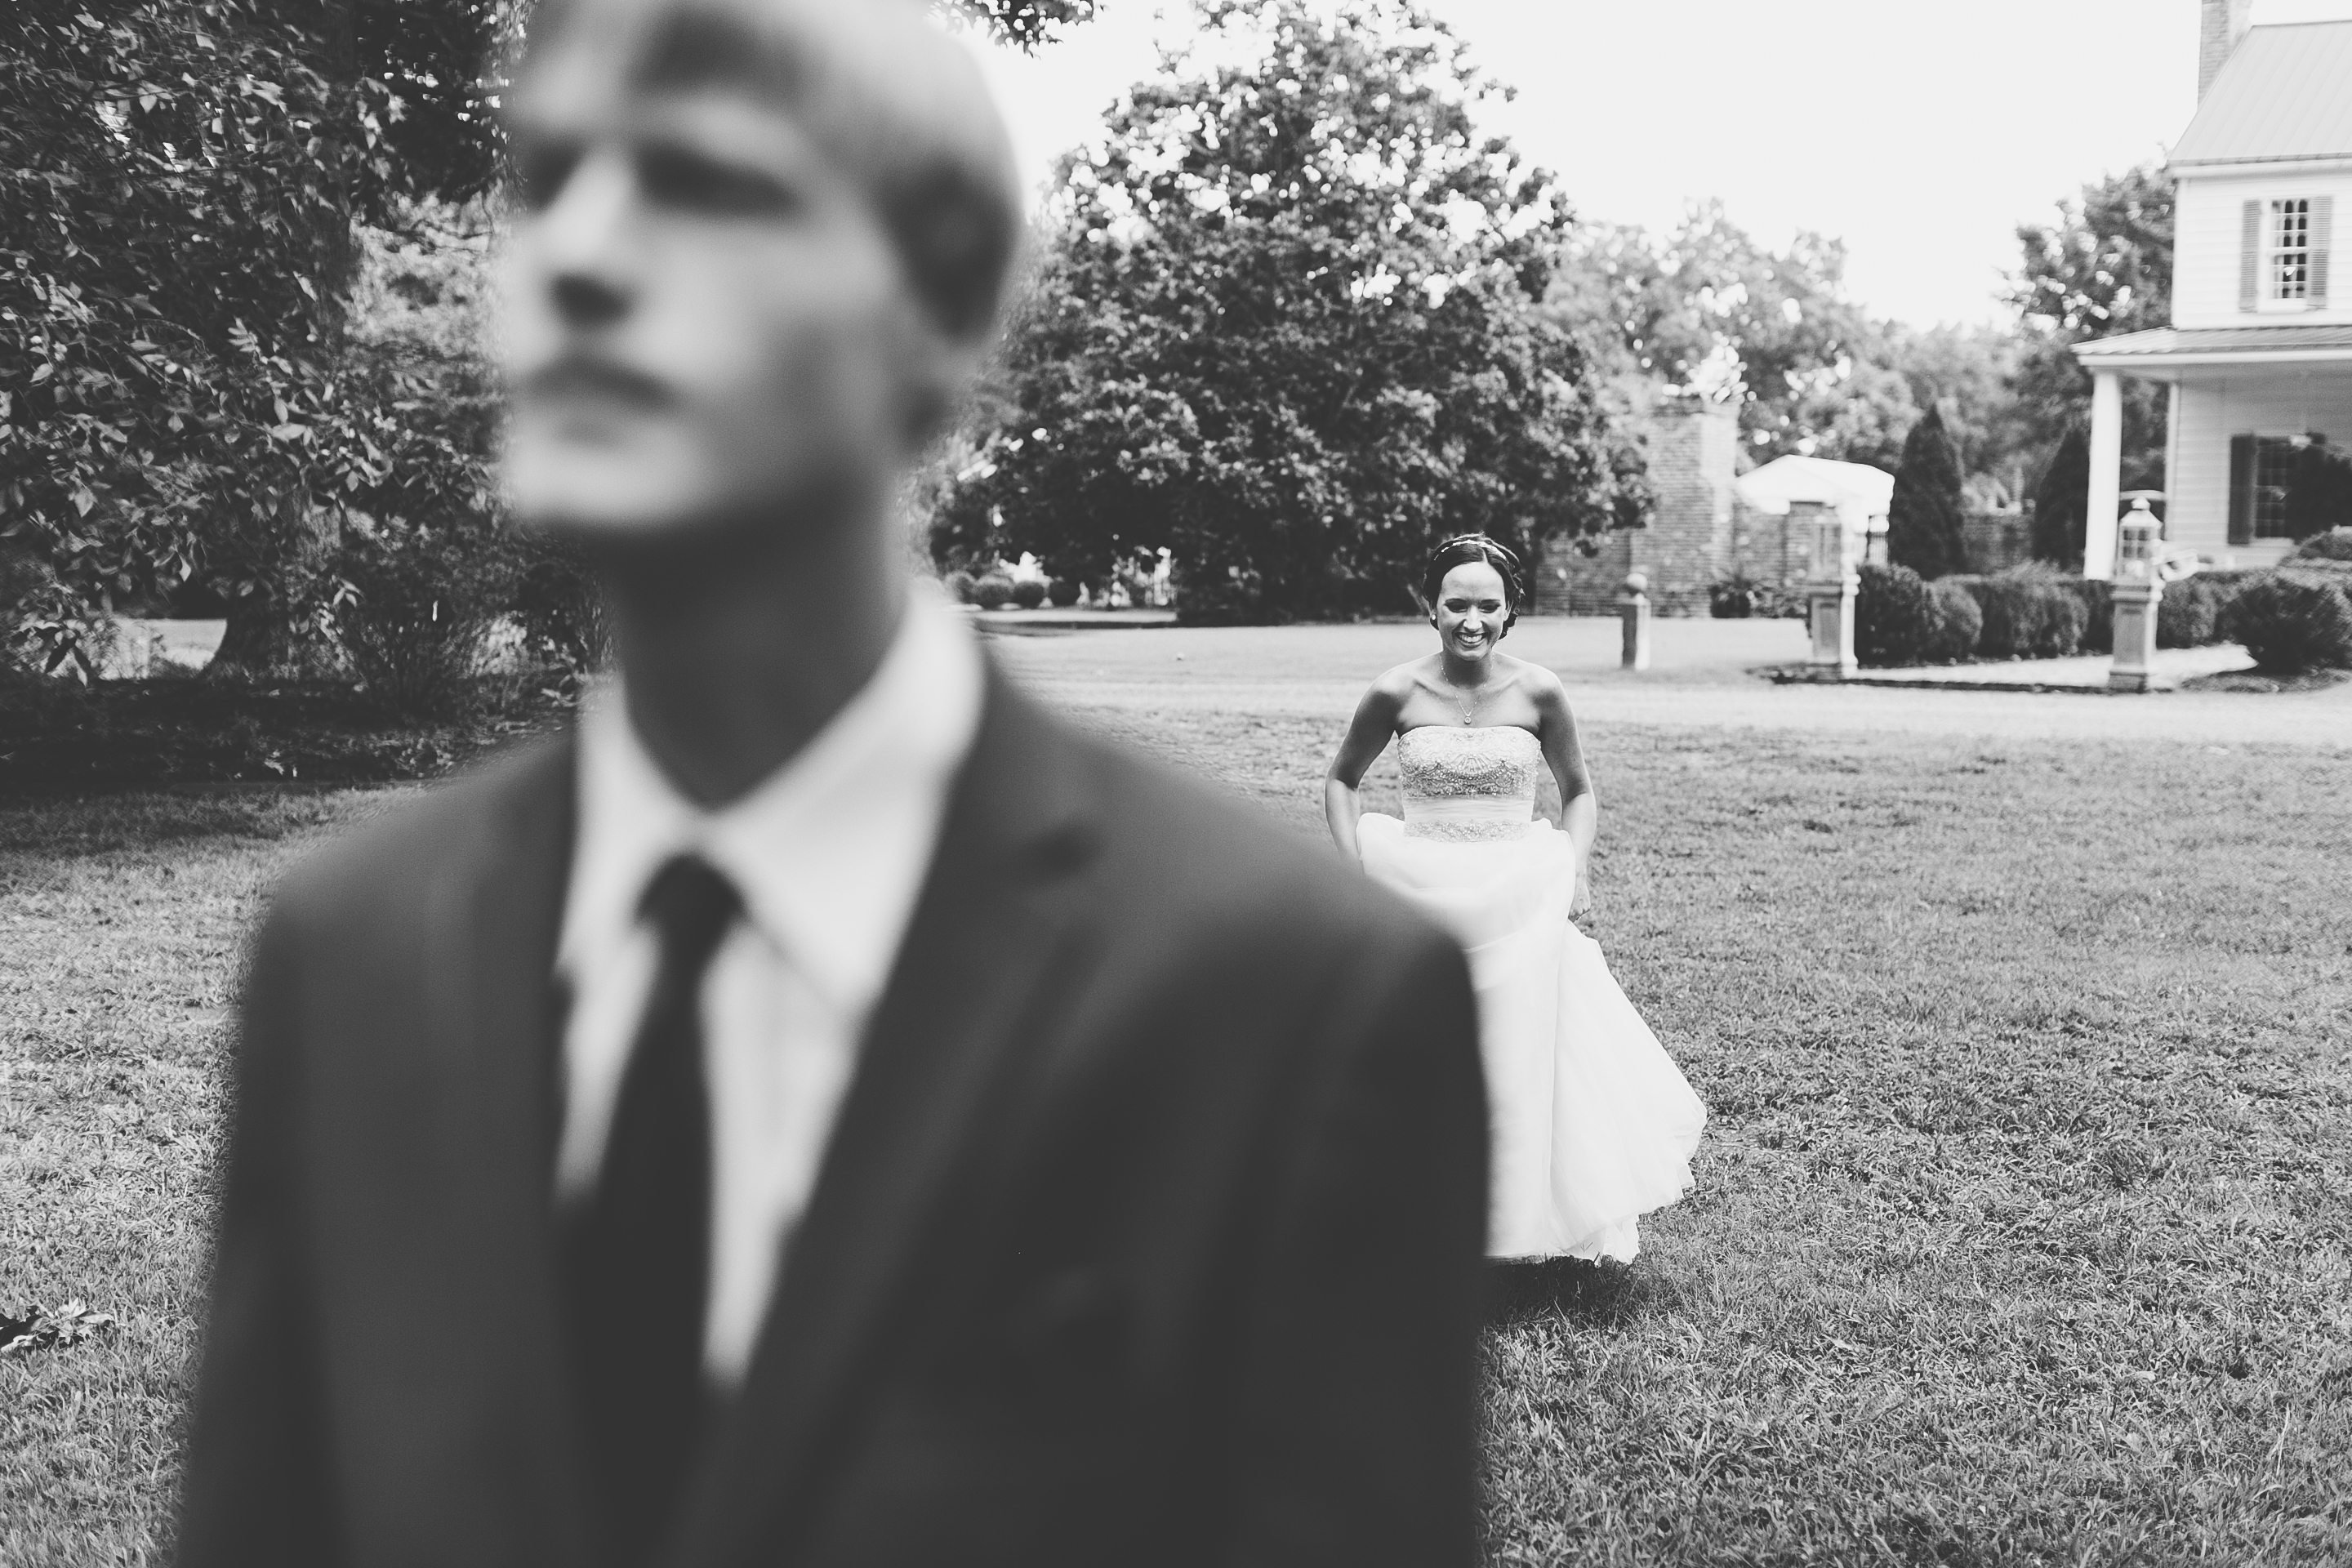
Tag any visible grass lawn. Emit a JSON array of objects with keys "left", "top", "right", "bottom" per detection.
[{"left": 2, "top": 653, "right": 2348, "bottom": 1563}]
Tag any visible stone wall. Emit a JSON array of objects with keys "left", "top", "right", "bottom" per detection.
[{"left": 1532, "top": 394, "right": 1741, "bottom": 616}]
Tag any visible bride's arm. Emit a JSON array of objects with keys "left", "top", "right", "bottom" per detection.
[
  {"left": 1325, "top": 677, "right": 1407, "bottom": 862},
  {"left": 1531, "top": 674, "right": 1597, "bottom": 912}
]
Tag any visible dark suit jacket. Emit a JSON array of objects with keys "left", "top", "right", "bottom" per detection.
[{"left": 180, "top": 670, "right": 1488, "bottom": 1568}]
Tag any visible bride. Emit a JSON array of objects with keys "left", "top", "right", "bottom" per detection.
[{"left": 1324, "top": 534, "right": 1705, "bottom": 1262}]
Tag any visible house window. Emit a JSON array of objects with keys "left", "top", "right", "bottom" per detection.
[{"left": 2272, "top": 198, "right": 2311, "bottom": 300}]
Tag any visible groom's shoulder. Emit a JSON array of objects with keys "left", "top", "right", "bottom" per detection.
[{"left": 270, "top": 730, "right": 570, "bottom": 928}]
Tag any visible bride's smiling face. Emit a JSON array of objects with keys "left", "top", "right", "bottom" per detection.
[{"left": 1432, "top": 561, "right": 1511, "bottom": 662}]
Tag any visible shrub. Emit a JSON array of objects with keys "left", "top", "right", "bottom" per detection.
[
  {"left": 1047, "top": 576, "right": 1084, "bottom": 608},
  {"left": 509, "top": 536, "right": 610, "bottom": 680},
  {"left": 1960, "top": 565, "right": 2086, "bottom": 659},
  {"left": 2070, "top": 577, "right": 2114, "bottom": 656},
  {"left": 2218, "top": 572, "right": 2352, "bottom": 671},
  {"left": 2157, "top": 575, "right": 2229, "bottom": 648},
  {"left": 1011, "top": 578, "right": 1048, "bottom": 609},
  {"left": 1709, "top": 577, "right": 1758, "bottom": 619},
  {"left": 971, "top": 573, "right": 1016, "bottom": 610},
  {"left": 1887, "top": 406, "right": 1968, "bottom": 578},
  {"left": 942, "top": 569, "right": 977, "bottom": 604},
  {"left": 1922, "top": 579, "right": 1984, "bottom": 663},
  {"left": 326, "top": 522, "right": 514, "bottom": 718},
  {"left": 2286, "top": 527, "right": 2352, "bottom": 564},
  {"left": 1854, "top": 563, "right": 1933, "bottom": 667}
]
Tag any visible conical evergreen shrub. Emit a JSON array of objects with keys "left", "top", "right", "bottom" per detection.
[
  {"left": 2032, "top": 427, "right": 2091, "bottom": 568},
  {"left": 1887, "top": 406, "right": 1969, "bottom": 580}
]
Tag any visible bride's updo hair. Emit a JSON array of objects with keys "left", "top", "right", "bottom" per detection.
[{"left": 1420, "top": 533, "right": 1526, "bottom": 630}]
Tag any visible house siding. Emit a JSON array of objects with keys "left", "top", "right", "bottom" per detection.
[
  {"left": 2167, "top": 376, "right": 2352, "bottom": 562},
  {"left": 2176, "top": 169, "right": 2352, "bottom": 328}
]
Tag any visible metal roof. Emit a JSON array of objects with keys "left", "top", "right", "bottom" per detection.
[
  {"left": 2075, "top": 323, "right": 2352, "bottom": 367},
  {"left": 2172, "top": 22, "right": 2352, "bottom": 167}
]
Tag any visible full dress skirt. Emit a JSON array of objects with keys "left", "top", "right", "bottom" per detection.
[{"left": 1358, "top": 813, "right": 1705, "bottom": 1260}]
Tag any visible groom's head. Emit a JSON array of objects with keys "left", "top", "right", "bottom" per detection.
[{"left": 501, "top": 0, "right": 1018, "bottom": 545}]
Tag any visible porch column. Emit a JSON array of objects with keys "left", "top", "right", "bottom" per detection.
[{"left": 2083, "top": 369, "right": 2123, "bottom": 581}]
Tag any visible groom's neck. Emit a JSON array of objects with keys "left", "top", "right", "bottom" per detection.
[{"left": 597, "top": 502, "right": 909, "bottom": 809}]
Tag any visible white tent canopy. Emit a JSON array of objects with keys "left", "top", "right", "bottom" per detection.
[{"left": 1734, "top": 456, "right": 1895, "bottom": 528}]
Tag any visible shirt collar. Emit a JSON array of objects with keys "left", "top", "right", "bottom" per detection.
[{"left": 559, "top": 586, "right": 984, "bottom": 1019}]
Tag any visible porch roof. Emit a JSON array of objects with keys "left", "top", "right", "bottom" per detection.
[{"left": 2074, "top": 324, "right": 2352, "bottom": 373}]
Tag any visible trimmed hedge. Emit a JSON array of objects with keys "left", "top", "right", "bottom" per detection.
[
  {"left": 1047, "top": 576, "right": 1083, "bottom": 608},
  {"left": 971, "top": 573, "right": 1015, "bottom": 610},
  {"left": 2287, "top": 527, "right": 2352, "bottom": 564},
  {"left": 2218, "top": 571, "right": 2352, "bottom": 671},
  {"left": 1854, "top": 564, "right": 1933, "bottom": 667},
  {"left": 942, "top": 569, "right": 976, "bottom": 604},
  {"left": 2157, "top": 575, "right": 2225, "bottom": 648},
  {"left": 1922, "top": 580, "right": 1983, "bottom": 663},
  {"left": 2070, "top": 577, "right": 2114, "bottom": 656},
  {"left": 1011, "top": 578, "right": 1048, "bottom": 609},
  {"left": 1949, "top": 565, "right": 2087, "bottom": 659}
]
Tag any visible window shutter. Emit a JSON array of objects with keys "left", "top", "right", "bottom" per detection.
[
  {"left": 2241, "top": 200, "right": 2261, "bottom": 310},
  {"left": 2313, "top": 194, "right": 2335, "bottom": 306},
  {"left": 2229, "top": 434, "right": 2256, "bottom": 546}
]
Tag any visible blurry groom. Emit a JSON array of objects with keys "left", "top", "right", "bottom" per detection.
[{"left": 180, "top": 2, "right": 1487, "bottom": 1565}]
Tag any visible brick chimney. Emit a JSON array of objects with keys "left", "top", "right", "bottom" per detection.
[{"left": 2200, "top": 0, "right": 2251, "bottom": 100}]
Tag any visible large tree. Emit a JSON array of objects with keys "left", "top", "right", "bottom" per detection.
[
  {"left": 0, "top": 1, "right": 532, "bottom": 676},
  {"left": 934, "top": 0, "right": 1647, "bottom": 623},
  {"left": 1549, "top": 204, "right": 1891, "bottom": 465},
  {"left": 1886, "top": 405, "right": 1968, "bottom": 579},
  {"left": 1, "top": 0, "right": 1086, "bottom": 679},
  {"left": 2009, "top": 163, "right": 2173, "bottom": 494}
]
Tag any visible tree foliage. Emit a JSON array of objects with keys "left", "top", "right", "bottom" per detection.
[
  {"left": 2283, "top": 435, "right": 2352, "bottom": 542},
  {"left": 1550, "top": 204, "right": 1890, "bottom": 465},
  {"left": 1886, "top": 404, "right": 1967, "bottom": 579},
  {"left": 934, "top": 0, "right": 1646, "bottom": 622},
  {"left": 0, "top": 0, "right": 526, "bottom": 676},
  {"left": 936, "top": 0, "right": 1098, "bottom": 49},
  {"left": 2009, "top": 163, "right": 2173, "bottom": 492}
]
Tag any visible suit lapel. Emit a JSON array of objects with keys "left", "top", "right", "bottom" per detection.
[
  {"left": 667, "top": 671, "right": 1105, "bottom": 1568},
  {"left": 422, "top": 737, "right": 597, "bottom": 1568}
]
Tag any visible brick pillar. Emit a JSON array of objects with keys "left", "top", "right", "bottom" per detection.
[{"left": 1534, "top": 394, "right": 1740, "bottom": 615}]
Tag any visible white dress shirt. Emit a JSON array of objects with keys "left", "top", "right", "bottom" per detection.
[{"left": 554, "top": 588, "right": 983, "bottom": 1386}]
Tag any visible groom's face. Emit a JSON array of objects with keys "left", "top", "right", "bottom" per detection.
[{"left": 501, "top": 0, "right": 966, "bottom": 541}]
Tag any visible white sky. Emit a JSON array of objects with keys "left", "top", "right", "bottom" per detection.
[{"left": 968, "top": 1, "right": 2352, "bottom": 327}]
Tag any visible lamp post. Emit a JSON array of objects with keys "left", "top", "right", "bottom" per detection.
[
  {"left": 2108, "top": 499, "right": 2164, "bottom": 693},
  {"left": 1617, "top": 572, "right": 1652, "bottom": 671},
  {"left": 1799, "top": 500, "right": 1857, "bottom": 679}
]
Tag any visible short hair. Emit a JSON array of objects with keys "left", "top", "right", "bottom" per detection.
[
  {"left": 1420, "top": 534, "right": 1526, "bottom": 626},
  {"left": 519, "top": 0, "right": 1021, "bottom": 343}
]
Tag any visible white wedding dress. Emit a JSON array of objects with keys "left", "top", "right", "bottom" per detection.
[{"left": 1356, "top": 725, "right": 1706, "bottom": 1261}]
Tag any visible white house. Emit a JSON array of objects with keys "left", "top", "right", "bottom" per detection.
[{"left": 2074, "top": 2, "right": 2352, "bottom": 577}]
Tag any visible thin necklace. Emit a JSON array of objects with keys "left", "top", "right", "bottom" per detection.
[{"left": 1450, "top": 670, "right": 1489, "bottom": 726}]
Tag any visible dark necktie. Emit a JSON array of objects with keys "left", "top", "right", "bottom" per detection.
[{"left": 559, "top": 854, "right": 740, "bottom": 1568}]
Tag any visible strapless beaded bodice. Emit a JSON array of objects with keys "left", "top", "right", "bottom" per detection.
[{"left": 1397, "top": 726, "right": 1540, "bottom": 841}]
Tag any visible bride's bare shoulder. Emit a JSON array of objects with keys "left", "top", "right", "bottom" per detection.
[{"left": 1368, "top": 657, "right": 1435, "bottom": 702}]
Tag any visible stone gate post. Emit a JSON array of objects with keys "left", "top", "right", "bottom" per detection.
[
  {"left": 1799, "top": 500, "right": 1857, "bottom": 679},
  {"left": 1618, "top": 572, "right": 1652, "bottom": 671}
]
